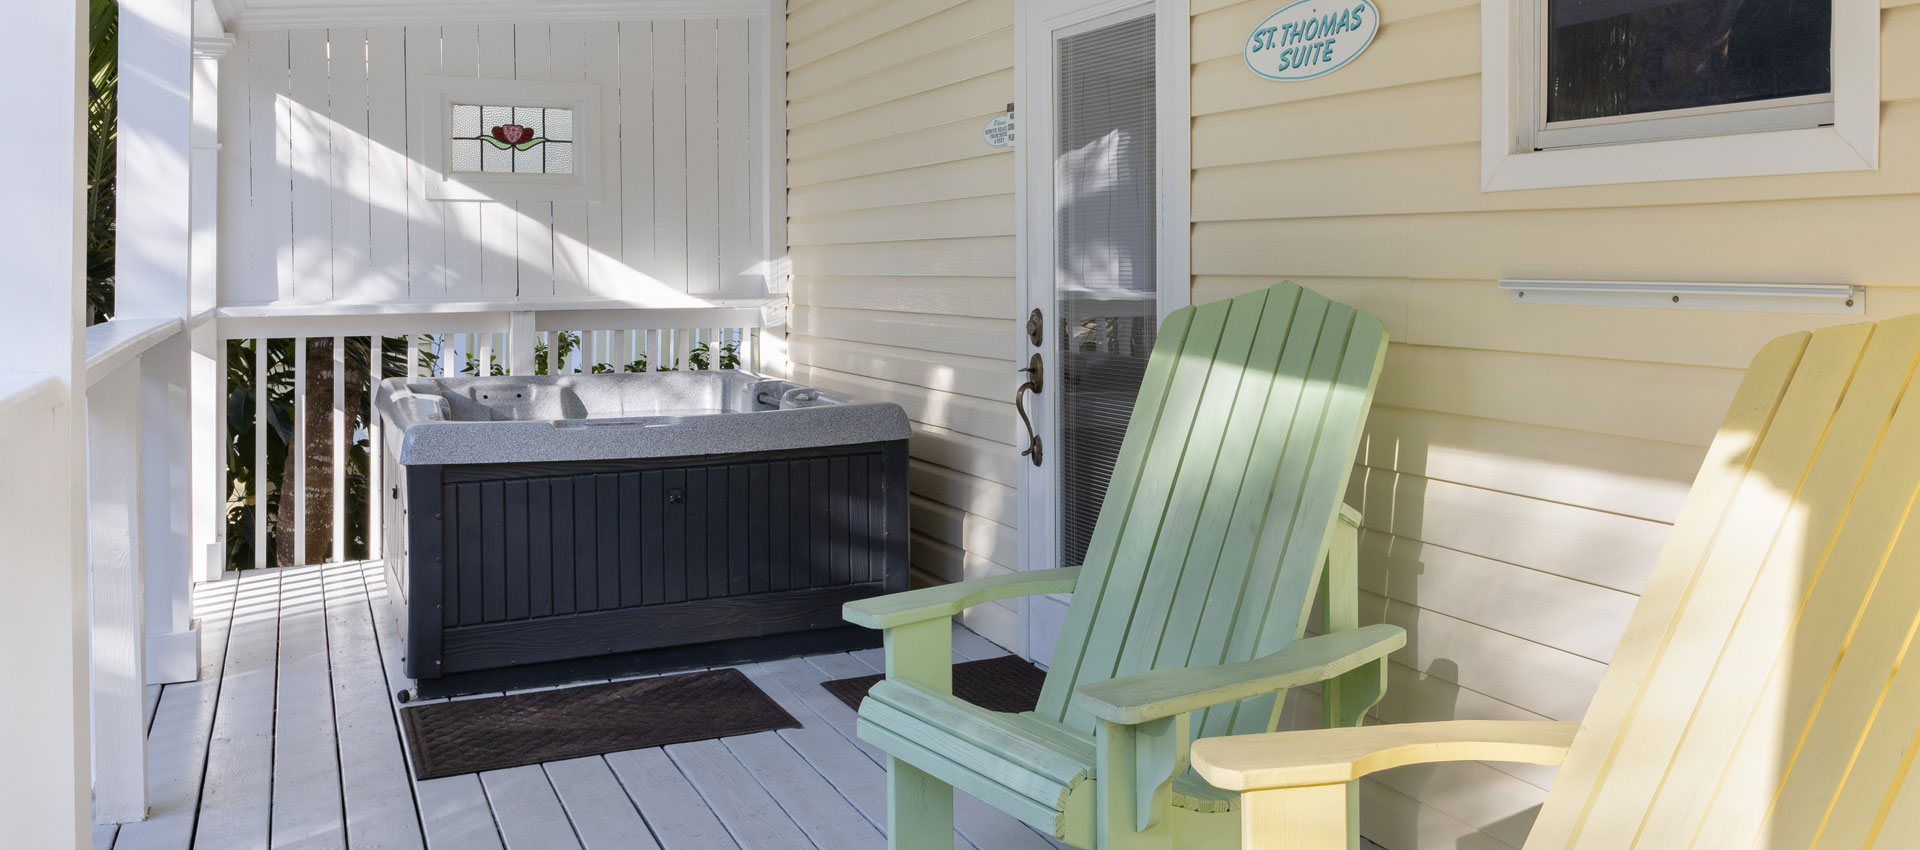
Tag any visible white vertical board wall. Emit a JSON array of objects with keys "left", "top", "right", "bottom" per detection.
[{"left": 219, "top": 19, "right": 768, "bottom": 307}]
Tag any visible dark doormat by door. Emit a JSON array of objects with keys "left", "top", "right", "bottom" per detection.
[
  {"left": 821, "top": 655, "right": 1047, "bottom": 714},
  {"left": 401, "top": 667, "right": 799, "bottom": 779}
]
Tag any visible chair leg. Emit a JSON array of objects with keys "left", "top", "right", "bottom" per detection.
[
  {"left": 1241, "top": 784, "right": 1350, "bottom": 850},
  {"left": 1320, "top": 515, "right": 1383, "bottom": 850},
  {"left": 887, "top": 756, "right": 954, "bottom": 850},
  {"left": 1095, "top": 720, "right": 1178, "bottom": 849}
]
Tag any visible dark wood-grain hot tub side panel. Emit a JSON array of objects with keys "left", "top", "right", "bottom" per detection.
[{"left": 390, "top": 440, "right": 908, "bottom": 692}]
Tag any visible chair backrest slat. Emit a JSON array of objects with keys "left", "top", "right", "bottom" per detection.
[
  {"left": 1524, "top": 315, "right": 1920, "bottom": 850},
  {"left": 1034, "top": 282, "right": 1387, "bottom": 736}
]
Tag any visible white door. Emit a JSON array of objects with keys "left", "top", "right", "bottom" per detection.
[{"left": 1016, "top": 0, "right": 1188, "bottom": 664}]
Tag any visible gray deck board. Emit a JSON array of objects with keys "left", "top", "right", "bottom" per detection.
[
  {"left": 103, "top": 562, "right": 1154, "bottom": 850},
  {"left": 723, "top": 728, "right": 886, "bottom": 850},
  {"left": 606, "top": 747, "right": 741, "bottom": 850},
  {"left": 480, "top": 765, "right": 584, "bottom": 850},
  {"left": 268, "top": 567, "right": 346, "bottom": 850},
  {"left": 544, "top": 756, "right": 662, "bottom": 850},
  {"left": 192, "top": 569, "right": 282, "bottom": 850},
  {"left": 667, "top": 738, "right": 816, "bottom": 850},
  {"left": 322, "top": 563, "right": 424, "bottom": 850},
  {"left": 739, "top": 663, "right": 892, "bottom": 830},
  {"left": 364, "top": 567, "right": 504, "bottom": 850},
  {"left": 949, "top": 623, "right": 1010, "bottom": 661},
  {"left": 114, "top": 579, "right": 238, "bottom": 850}
]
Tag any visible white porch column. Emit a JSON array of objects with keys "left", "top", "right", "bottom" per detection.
[
  {"left": 144, "top": 331, "right": 201, "bottom": 684},
  {"left": 88, "top": 362, "right": 150, "bottom": 823},
  {"left": 190, "top": 9, "right": 233, "bottom": 584},
  {"left": 120, "top": 0, "right": 202, "bottom": 692},
  {"left": 0, "top": 0, "right": 91, "bottom": 846}
]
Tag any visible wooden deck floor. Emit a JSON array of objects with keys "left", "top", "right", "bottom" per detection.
[
  {"left": 92, "top": 561, "right": 1390, "bottom": 850},
  {"left": 92, "top": 561, "right": 1068, "bottom": 850}
]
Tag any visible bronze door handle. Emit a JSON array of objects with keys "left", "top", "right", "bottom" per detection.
[{"left": 1015, "top": 353, "right": 1043, "bottom": 466}]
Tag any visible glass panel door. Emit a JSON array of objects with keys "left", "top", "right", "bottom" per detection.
[{"left": 1053, "top": 12, "right": 1158, "bottom": 569}]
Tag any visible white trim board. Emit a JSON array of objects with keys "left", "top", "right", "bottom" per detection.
[
  {"left": 224, "top": 0, "right": 768, "bottom": 30},
  {"left": 1013, "top": 0, "right": 1191, "bottom": 662},
  {"left": 1480, "top": 0, "right": 1878, "bottom": 190}
]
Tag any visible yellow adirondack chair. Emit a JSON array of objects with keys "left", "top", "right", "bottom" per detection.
[{"left": 1193, "top": 318, "right": 1920, "bottom": 849}]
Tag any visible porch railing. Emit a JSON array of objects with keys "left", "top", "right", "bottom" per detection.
[
  {"left": 0, "top": 301, "right": 782, "bottom": 828},
  {"left": 80, "top": 315, "right": 200, "bottom": 823},
  {"left": 213, "top": 303, "right": 779, "bottom": 574}
]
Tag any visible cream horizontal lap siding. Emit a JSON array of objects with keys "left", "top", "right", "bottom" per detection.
[
  {"left": 785, "top": 0, "right": 1022, "bottom": 646},
  {"left": 1191, "top": 0, "right": 1920, "bottom": 848}
]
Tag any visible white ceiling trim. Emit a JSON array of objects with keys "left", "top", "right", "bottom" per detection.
[{"left": 224, "top": 0, "right": 768, "bottom": 31}]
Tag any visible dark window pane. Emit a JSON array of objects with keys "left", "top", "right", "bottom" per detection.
[{"left": 1546, "top": 0, "right": 1830, "bottom": 123}]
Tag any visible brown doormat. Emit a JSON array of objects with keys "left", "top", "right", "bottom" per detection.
[
  {"left": 821, "top": 655, "right": 1048, "bottom": 714},
  {"left": 401, "top": 668, "right": 799, "bottom": 779}
]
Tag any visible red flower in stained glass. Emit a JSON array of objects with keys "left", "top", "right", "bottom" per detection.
[{"left": 491, "top": 124, "right": 533, "bottom": 145}]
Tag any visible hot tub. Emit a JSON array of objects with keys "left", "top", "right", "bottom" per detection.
[{"left": 375, "top": 370, "right": 911, "bottom": 697}]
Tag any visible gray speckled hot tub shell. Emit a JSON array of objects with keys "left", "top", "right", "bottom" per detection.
[{"left": 375, "top": 370, "right": 911, "bottom": 466}]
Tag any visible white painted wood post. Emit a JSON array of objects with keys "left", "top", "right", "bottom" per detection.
[
  {"left": 144, "top": 332, "right": 201, "bottom": 685},
  {"left": 509, "top": 311, "right": 537, "bottom": 376},
  {"left": 121, "top": 0, "right": 201, "bottom": 691},
  {"left": 198, "top": 322, "right": 227, "bottom": 581},
  {"left": 190, "top": 21, "right": 233, "bottom": 583},
  {"left": 0, "top": 0, "right": 92, "bottom": 844},
  {"left": 88, "top": 366, "right": 150, "bottom": 823}
]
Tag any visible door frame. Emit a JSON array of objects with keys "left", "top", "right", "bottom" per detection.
[{"left": 1013, "top": 0, "right": 1190, "bottom": 662}]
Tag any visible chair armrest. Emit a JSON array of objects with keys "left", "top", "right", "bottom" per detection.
[
  {"left": 1071, "top": 624, "right": 1406, "bottom": 725},
  {"left": 1191, "top": 720, "right": 1580, "bottom": 791},
  {"left": 843, "top": 566, "right": 1081, "bottom": 630}
]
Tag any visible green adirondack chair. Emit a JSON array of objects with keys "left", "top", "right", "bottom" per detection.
[{"left": 841, "top": 281, "right": 1405, "bottom": 850}]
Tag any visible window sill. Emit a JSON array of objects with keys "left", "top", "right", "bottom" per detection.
[{"left": 1480, "top": 124, "right": 1878, "bottom": 192}]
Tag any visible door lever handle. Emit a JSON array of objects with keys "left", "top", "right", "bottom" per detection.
[{"left": 1015, "top": 354, "right": 1043, "bottom": 466}]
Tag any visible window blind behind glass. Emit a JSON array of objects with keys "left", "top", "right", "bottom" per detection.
[{"left": 1054, "top": 14, "right": 1158, "bottom": 569}]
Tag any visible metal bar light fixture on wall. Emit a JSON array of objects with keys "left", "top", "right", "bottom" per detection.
[{"left": 1498, "top": 280, "right": 1865, "bottom": 315}]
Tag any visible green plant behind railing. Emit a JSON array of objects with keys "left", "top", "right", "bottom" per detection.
[
  {"left": 86, "top": 0, "right": 117, "bottom": 325},
  {"left": 224, "top": 332, "right": 746, "bottom": 570}
]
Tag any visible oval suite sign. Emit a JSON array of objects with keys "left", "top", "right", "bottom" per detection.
[{"left": 1244, "top": 0, "right": 1379, "bottom": 81}]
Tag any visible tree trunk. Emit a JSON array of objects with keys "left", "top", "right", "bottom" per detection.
[
  {"left": 341, "top": 341, "right": 366, "bottom": 560},
  {"left": 274, "top": 337, "right": 335, "bottom": 566}
]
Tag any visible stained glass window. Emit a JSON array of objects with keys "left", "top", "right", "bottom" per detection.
[{"left": 449, "top": 103, "right": 575, "bottom": 174}]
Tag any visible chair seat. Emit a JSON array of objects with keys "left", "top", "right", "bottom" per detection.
[{"left": 857, "top": 679, "right": 1235, "bottom": 839}]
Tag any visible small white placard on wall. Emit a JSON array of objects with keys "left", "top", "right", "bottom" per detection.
[{"left": 984, "top": 112, "right": 1016, "bottom": 147}]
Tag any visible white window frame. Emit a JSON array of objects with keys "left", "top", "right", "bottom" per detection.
[
  {"left": 1481, "top": 0, "right": 1878, "bottom": 191},
  {"left": 411, "top": 75, "right": 612, "bottom": 203}
]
